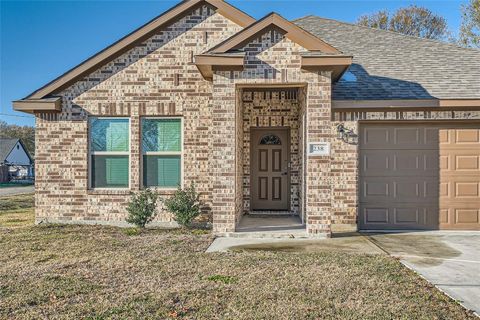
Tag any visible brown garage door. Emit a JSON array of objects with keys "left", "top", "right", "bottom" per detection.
[{"left": 359, "top": 123, "right": 480, "bottom": 230}]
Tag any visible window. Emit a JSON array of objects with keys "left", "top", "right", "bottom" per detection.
[
  {"left": 260, "top": 134, "right": 281, "bottom": 145},
  {"left": 89, "top": 117, "right": 130, "bottom": 188},
  {"left": 142, "top": 118, "right": 182, "bottom": 188}
]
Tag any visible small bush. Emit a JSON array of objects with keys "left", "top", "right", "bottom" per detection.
[
  {"left": 164, "top": 183, "right": 201, "bottom": 227},
  {"left": 125, "top": 188, "right": 159, "bottom": 228}
]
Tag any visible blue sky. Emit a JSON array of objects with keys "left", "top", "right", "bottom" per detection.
[{"left": 0, "top": 0, "right": 466, "bottom": 126}]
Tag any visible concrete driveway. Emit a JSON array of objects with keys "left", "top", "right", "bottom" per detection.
[
  {"left": 367, "top": 232, "right": 480, "bottom": 315},
  {"left": 0, "top": 185, "right": 34, "bottom": 197}
]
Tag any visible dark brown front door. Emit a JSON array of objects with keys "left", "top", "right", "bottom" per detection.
[{"left": 250, "top": 128, "right": 290, "bottom": 210}]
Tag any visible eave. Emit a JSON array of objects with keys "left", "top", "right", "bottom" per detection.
[
  {"left": 301, "top": 55, "right": 353, "bottom": 82},
  {"left": 194, "top": 54, "right": 245, "bottom": 80},
  {"left": 332, "top": 99, "right": 480, "bottom": 111},
  {"left": 12, "top": 97, "right": 62, "bottom": 114}
]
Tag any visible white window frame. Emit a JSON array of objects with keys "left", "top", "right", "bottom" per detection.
[
  {"left": 140, "top": 116, "right": 183, "bottom": 190},
  {"left": 88, "top": 116, "right": 131, "bottom": 190}
]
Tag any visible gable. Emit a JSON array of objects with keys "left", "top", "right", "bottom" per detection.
[
  {"left": 195, "top": 12, "right": 352, "bottom": 81},
  {"left": 60, "top": 3, "right": 243, "bottom": 117},
  {"left": 209, "top": 13, "right": 340, "bottom": 54},
  {"left": 6, "top": 141, "right": 32, "bottom": 165},
  {"left": 13, "top": 0, "right": 254, "bottom": 109}
]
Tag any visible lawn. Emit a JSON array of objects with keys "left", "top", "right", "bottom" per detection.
[
  {"left": 0, "top": 182, "right": 34, "bottom": 189},
  {"left": 0, "top": 195, "right": 476, "bottom": 319},
  {"left": 0, "top": 193, "right": 34, "bottom": 228}
]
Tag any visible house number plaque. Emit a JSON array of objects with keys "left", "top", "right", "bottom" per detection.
[{"left": 308, "top": 142, "right": 330, "bottom": 156}]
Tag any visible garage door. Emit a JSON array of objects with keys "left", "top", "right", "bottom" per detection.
[{"left": 359, "top": 123, "right": 480, "bottom": 230}]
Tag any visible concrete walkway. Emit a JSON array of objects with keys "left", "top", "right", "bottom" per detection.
[
  {"left": 367, "top": 231, "right": 480, "bottom": 316},
  {"left": 0, "top": 185, "right": 34, "bottom": 197},
  {"left": 206, "top": 233, "right": 384, "bottom": 255}
]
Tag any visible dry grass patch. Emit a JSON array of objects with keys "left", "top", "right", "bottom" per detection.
[
  {"left": 0, "top": 223, "right": 476, "bottom": 319},
  {"left": 0, "top": 194, "right": 34, "bottom": 228}
]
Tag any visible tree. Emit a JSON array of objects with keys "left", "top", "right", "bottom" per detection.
[
  {"left": 0, "top": 121, "right": 35, "bottom": 157},
  {"left": 357, "top": 5, "right": 449, "bottom": 40},
  {"left": 459, "top": 0, "right": 480, "bottom": 48}
]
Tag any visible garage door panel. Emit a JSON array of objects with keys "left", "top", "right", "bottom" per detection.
[
  {"left": 362, "top": 180, "right": 389, "bottom": 198},
  {"left": 361, "top": 177, "right": 437, "bottom": 203},
  {"left": 455, "top": 182, "right": 479, "bottom": 198},
  {"left": 394, "top": 208, "right": 421, "bottom": 224},
  {"left": 359, "top": 205, "right": 436, "bottom": 230},
  {"left": 439, "top": 209, "right": 449, "bottom": 224},
  {"left": 454, "top": 129, "right": 480, "bottom": 144},
  {"left": 360, "top": 123, "right": 480, "bottom": 231},
  {"left": 453, "top": 155, "right": 479, "bottom": 171},
  {"left": 438, "top": 153, "right": 480, "bottom": 172},
  {"left": 394, "top": 127, "right": 420, "bottom": 145},
  {"left": 362, "top": 127, "right": 390, "bottom": 148},
  {"left": 455, "top": 209, "right": 479, "bottom": 224},
  {"left": 361, "top": 151, "right": 438, "bottom": 176},
  {"left": 394, "top": 151, "right": 439, "bottom": 173},
  {"left": 439, "top": 208, "right": 480, "bottom": 230},
  {"left": 425, "top": 127, "right": 442, "bottom": 145},
  {"left": 360, "top": 151, "right": 390, "bottom": 174},
  {"left": 363, "top": 207, "right": 389, "bottom": 224}
]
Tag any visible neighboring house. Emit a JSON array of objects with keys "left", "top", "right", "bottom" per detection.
[
  {"left": 0, "top": 139, "right": 34, "bottom": 179},
  {"left": 13, "top": 0, "right": 480, "bottom": 234}
]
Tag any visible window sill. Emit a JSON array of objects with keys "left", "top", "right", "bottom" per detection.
[
  {"left": 144, "top": 187, "right": 177, "bottom": 196},
  {"left": 88, "top": 189, "right": 131, "bottom": 195},
  {"left": 86, "top": 188, "right": 177, "bottom": 196}
]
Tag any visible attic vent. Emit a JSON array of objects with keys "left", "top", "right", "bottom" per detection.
[{"left": 340, "top": 71, "right": 357, "bottom": 82}]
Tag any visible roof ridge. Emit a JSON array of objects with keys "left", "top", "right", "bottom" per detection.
[
  {"left": 297, "top": 15, "right": 480, "bottom": 52},
  {"left": 291, "top": 15, "right": 314, "bottom": 23}
]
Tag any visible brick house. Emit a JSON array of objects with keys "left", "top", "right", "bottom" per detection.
[{"left": 13, "top": 0, "right": 480, "bottom": 235}]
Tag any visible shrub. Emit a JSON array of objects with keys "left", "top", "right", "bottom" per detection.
[
  {"left": 125, "top": 188, "right": 159, "bottom": 228},
  {"left": 164, "top": 183, "right": 201, "bottom": 227}
]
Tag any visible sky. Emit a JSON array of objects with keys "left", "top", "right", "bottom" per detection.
[{"left": 0, "top": 0, "right": 467, "bottom": 126}]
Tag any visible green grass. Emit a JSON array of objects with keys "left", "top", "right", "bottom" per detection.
[
  {"left": 205, "top": 274, "right": 237, "bottom": 284},
  {"left": 0, "top": 182, "right": 34, "bottom": 189},
  {"left": 0, "top": 194, "right": 476, "bottom": 319}
]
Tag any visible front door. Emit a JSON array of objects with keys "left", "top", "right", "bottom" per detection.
[{"left": 250, "top": 128, "right": 290, "bottom": 210}]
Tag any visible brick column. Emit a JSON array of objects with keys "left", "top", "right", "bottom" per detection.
[
  {"left": 130, "top": 108, "right": 141, "bottom": 191},
  {"left": 305, "top": 73, "right": 333, "bottom": 236},
  {"left": 211, "top": 77, "right": 237, "bottom": 233}
]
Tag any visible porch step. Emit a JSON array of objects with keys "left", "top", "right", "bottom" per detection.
[{"left": 218, "top": 230, "right": 325, "bottom": 239}]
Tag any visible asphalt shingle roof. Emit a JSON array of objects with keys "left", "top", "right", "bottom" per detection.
[
  {"left": 0, "top": 139, "right": 19, "bottom": 163},
  {"left": 294, "top": 16, "right": 480, "bottom": 100}
]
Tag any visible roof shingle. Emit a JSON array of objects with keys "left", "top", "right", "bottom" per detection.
[
  {"left": 294, "top": 16, "right": 480, "bottom": 100},
  {"left": 0, "top": 139, "right": 19, "bottom": 163}
]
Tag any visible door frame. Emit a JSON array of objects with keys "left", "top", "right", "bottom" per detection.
[{"left": 249, "top": 127, "right": 291, "bottom": 211}]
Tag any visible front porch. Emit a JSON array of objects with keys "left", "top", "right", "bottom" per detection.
[
  {"left": 230, "top": 214, "right": 309, "bottom": 239},
  {"left": 232, "top": 85, "right": 309, "bottom": 237},
  {"left": 206, "top": 21, "right": 354, "bottom": 236}
]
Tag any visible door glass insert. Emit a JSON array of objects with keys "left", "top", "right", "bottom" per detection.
[{"left": 260, "top": 134, "right": 281, "bottom": 145}]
